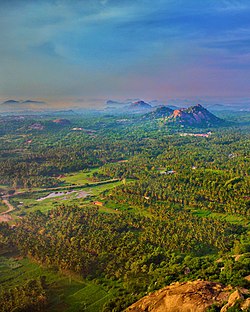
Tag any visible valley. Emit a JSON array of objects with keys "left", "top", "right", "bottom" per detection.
[{"left": 0, "top": 106, "right": 249, "bottom": 311}]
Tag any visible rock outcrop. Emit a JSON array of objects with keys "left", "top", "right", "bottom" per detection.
[
  {"left": 126, "top": 280, "right": 249, "bottom": 312},
  {"left": 220, "top": 290, "right": 243, "bottom": 312}
]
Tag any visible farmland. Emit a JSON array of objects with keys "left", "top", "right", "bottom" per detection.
[
  {"left": 0, "top": 111, "right": 249, "bottom": 311},
  {"left": 0, "top": 254, "right": 116, "bottom": 312}
]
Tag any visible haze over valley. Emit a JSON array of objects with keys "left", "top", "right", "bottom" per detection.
[{"left": 0, "top": 1, "right": 250, "bottom": 311}]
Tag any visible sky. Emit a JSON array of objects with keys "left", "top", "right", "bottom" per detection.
[{"left": 1, "top": 0, "right": 250, "bottom": 108}]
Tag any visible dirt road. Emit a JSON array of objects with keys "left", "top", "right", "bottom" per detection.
[
  {"left": 1, "top": 198, "right": 15, "bottom": 215},
  {"left": 0, "top": 197, "right": 15, "bottom": 222}
]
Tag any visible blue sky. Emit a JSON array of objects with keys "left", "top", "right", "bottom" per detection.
[{"left": 1, "top": 0, "right": 250, "bottom": 106}]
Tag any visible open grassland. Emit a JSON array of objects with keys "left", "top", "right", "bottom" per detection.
[
  {"left": 59, "top": 168, "right": 100, "bottom": 185},
  {"left": 0, "top": 255, "right": 115, "bottom": 312}
]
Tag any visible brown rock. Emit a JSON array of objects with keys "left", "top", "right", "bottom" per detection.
[
  {"left": 220, "top": 289, "right": 244, "bottom": 312},
  {"left": 241, "top": 298, "right": 250, "bottom": 310},
  {"left": 227, "top": 290, "right": 244, "bottom": 305},
  {"left": 126, "top": 281, "right": 231, "bottom": 312}
]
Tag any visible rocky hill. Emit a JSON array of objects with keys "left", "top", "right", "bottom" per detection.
[
  {"left": 144, "top": 106, "right": 174, "bottom": 119},
  {"left": 141, "top": 104, "right": 224, "bottom": 126},
  {"left": 167, "top": 104, "right": 224, "bottom": 127},
  {"left": 126, "top": 280, "right": 250, "bottom": 312}
]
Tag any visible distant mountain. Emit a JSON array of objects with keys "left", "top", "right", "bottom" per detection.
[
  {"left": 2, "top": 100, "right": 20, "bottom": 105},
  {"left": 167, "top": 104, "right": 224, "bottom": 127},
  {"left": 128, "top": 100, "right": 152, "bottom": 111},
  {"left": 22, "top": 100, "right": 45, "bottom": 104},
  {"left": 106, "top": 99, "right": 179, "bottom": 112},
  {"left": 47, "top": 110, "right": 77, "bottom": 116},
  {"left": 106, "top": 99, "right": 141, "bottom": 109},
  {"left": 1, "top": 99, "right": 46, "bottom": 105},
  {"left": 206, "top": 103, "right": 250, "bottom": 112},
  {"left": 148, "top": 100, "right": 179, "bottom": 110},
  {"left": 106, "top": 100, "right": 125, "bottom": 106},
  {"left": 143, "top": 106, "right": 173, "bottom": 119}
]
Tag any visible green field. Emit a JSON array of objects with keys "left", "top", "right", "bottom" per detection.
[
  {"left": 59, "top": 168, "right": 100, "bottom": 186},
  {"left": 0, "top": 255, "right": 116, "bottom": 312},
  {"left": 192, "top": 208, "right": 250, "bottom": 228}
]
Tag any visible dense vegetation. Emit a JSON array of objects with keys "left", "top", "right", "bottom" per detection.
[
  {"left": 0, "top": 110, "right": 249, "bottom": 311},
  {"left": 0, "top": 277, "right": 47, "bottom": 312},
  {"left": 5, "top": 206, "right": 241, "bottom": 272}
]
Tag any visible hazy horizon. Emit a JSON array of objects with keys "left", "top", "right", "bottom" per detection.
[{"left": 1, "top": 96, "right": 250, "bottom": 113}]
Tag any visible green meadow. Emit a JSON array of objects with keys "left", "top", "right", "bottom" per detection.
[
  {"left": 192, "top": 208, "right": 250, "bottom": 228},
  {"left": 59, "top": 168, "right": 99, "bottom": 186}
]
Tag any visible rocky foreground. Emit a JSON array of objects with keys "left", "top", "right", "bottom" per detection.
[{"left": 126, "top": 280, "right": 250, "bottom": 312}]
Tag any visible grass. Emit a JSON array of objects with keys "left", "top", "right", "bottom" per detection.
[
  {"left": 98, "top": 206, "right": 121, "bottom": 214},
  {"left": 88, "top": 181, "right": 122, "bottom": 196},
  {"left": 0, "top": 200, "right": 7, "bottom": 213},
  {"left": 65, "top": 284, "right": 111, "bottom": 312},
  {"left": 104, "top": 199, "right": 153, "bottom": 218},
  {"left": 209, "top": 212, "right": 250, "bottom": 227},
  {"left": 104, "top": 200, "right": 134, "bottom": 212},
  {"left": 59, "top": 168, "right": 100, "bottom": 186},
  {"left": 204, "top": 169, "right": 225, "bottom": 174},
  {"left": 0, "top": 255, "right": 116, "bottom": 312},
  {"left": 191, "top": 208, "right": 250, "bottom": 228}
]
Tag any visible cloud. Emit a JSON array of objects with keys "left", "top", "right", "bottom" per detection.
[{"left": 1, "top": 0, "right": 250, "bottom": 100}]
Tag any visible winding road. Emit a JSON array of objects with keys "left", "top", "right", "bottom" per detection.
[
  {"left": 0, "top": 196, "right": 15, "bottom": 222},
  {"left": 1, "top": 197, "right": 15, "bottom": 215}
]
